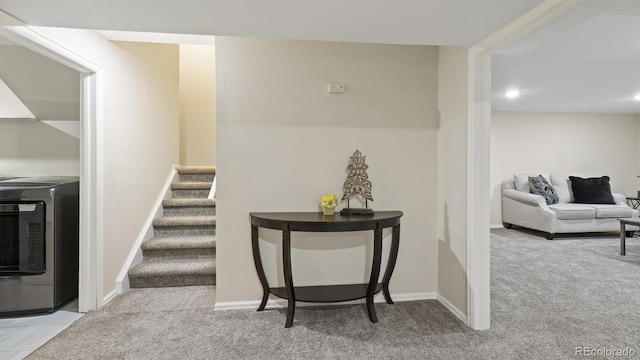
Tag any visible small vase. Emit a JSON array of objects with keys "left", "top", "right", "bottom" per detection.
[{"left": 322, "top": 207, "right": 335, "bottom": 216}]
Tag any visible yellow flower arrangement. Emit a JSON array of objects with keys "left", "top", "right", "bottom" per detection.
[{"left": 320, "top": 194, "right": 338, "bottom": 209}]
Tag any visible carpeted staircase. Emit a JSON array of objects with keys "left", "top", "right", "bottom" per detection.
[{"left": 128, "top": 166, "right": 216, "bottom": 288}]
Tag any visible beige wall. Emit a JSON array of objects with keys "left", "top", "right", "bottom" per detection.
[
  {"left": 179, "top": 44, "right": 216, "bottom": 166},
  {"left": 0, "top": 40, "right": 80, "bottom": 176},
  {"left": 436, "top": 46, "right": 470, "bottom": 316},
  {"left": 0, "top": 121, "right": 79, "bottom": 176},
  {"left": 490, "top": 112, "right": 640, "bottom": 226},
  {"left": 31, "top": 27, "right": 180, "bottom": 297},
  {"left": 0, "top": 44, "right": 80, "bottom": 120},
  {"left": 215, "top": 37, "right": 439, "bottom": 303}
]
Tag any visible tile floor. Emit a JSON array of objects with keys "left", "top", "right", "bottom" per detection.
[{"left": 0, "top": 300, "right": 82, "bottom": 360}]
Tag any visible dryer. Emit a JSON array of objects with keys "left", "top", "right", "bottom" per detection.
[{"left": 0, "top": 177, "right": 79, "bottom": 316}]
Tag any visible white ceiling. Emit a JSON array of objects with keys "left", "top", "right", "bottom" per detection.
[
  {"left": 492, "top": 0, "right": 640, "bottom": 114},
  {"left": 0, "top": 0, "right": 545, "bottom": 46},
  {"left": 0, "top": 0, "right": 638, "bottom": 114}
]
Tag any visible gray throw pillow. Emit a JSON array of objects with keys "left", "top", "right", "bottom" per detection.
[{"left": 528, "top": 175, "right": 559, "bottom": 205}]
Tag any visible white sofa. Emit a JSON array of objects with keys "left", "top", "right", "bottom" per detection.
[{"left": 502, "top": 174, "right": 639, "bottom": 239}]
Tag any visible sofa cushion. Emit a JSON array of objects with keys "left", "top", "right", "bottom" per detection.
[
  {"left": 548, "top": 203, "right": 596, "bottom": 220},
  {"left": 528, "top": 175, "right": 559, "bottom": 205},
  {"left": 589, "top": 204, "right": 633, "bottom": 219},
  {"left": 569, "top": 176, "right": 615, "bottom": 204},
  {"left": 514, "top": 174, "right": 549, "bottom": 193},
  {"left": 549, "top": 174, "right": 573, "bottom": 203},
  {"left": 514, "top": 174, "right": 532, "bottom": 193}
]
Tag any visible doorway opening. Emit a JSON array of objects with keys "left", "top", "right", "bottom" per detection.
[{"left": 0, "top": 24, "right": 103, "bottom": 313}]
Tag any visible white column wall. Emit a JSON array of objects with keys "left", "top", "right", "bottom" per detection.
[
  {"left": 436, "top": 46, "right": 470, "bottom": 318},
  {"left": 636, "top": 115, "right": 640, "bottom": 193}
]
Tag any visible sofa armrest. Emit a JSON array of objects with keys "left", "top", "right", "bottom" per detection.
[
  {"left": 612, "top": 193, "right": 629, "bottom": 207},
  {"left": 502, "top": 189, "right": 557, "bottom": 233},
  {"left": 502, "top": 189, "right": 550, "bottom": 210}
]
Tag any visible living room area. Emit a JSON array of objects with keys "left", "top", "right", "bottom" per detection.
[
  {"left": 491, "top": 112, "right": 640, "bottom": 238},
  {"left": 489, "top": 0, "right": 640, "bottom": 238},
  {"left": 486, "top": 1, "right": 640, "bottom": 356}
]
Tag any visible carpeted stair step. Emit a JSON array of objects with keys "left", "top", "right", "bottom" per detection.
[
  {"left": 142, "top": 235, "right": 216, "bottom": 257},
  {"left": 128, "top": 164, "right": 217, "bottom": 289},
  {"left": 177, "top": 166, "right": 216, "bottom": 182},
  {"left": 153, "top": 216, "right": 216, "bottom": 237},
  {"left": 171, "top": 182, "right": 212, "bottom": 199},
  {"left": 163, "top": 198, "right": 216, "bottom": 216},
  {"left": 129, "top": 257, "right": 216, "bottom": 288}
]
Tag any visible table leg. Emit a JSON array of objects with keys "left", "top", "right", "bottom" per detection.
[
  {"left": 382, "top": 225, "right": 400, "bottom": 304},
  {"left": 282, "top": 223, "right": 296, "bottom": 328},
  {"left": 366, "top": 228, "right": 383, "bottom": 323},
  {"left": 251, "top": 225, "right": 270, "bottom": 311},
  {"left": 620, "top": 222, "right": 626, "bottom": 256}
]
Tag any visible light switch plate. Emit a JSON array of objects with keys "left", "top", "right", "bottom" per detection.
[{"left": 329, "top": 83, "right": 344, "bottom": 93}]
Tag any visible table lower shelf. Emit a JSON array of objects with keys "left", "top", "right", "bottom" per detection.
[{"left": 270, "top": 283, "right": 382, "bottom": 303}]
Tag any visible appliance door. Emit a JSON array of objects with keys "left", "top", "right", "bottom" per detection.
[{"left": 0, "top": 201, "right": 46, "bottom": 276}]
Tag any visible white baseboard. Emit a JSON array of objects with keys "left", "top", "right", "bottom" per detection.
[
  {"left": 214, "top": 292, "right": 436, "bottom": 311},
  {"left": 116, "top": 274, "right": 130, "bottom": 295},
  {"left": 103, "top": 289, "right": 118, "bottom": 306},
  {"left": 393, "top": 292, "right": 436, "bottom": 302},
  {"left": 490, "top": 224, "right": 504, "bottom": 229},
  {"left": 214, "top": 291, "right": 468, "bottom": 326},
  {"left": 437, "top": 293, "right": 468, "bottom": 325},
  {"left": 114, "top": 166, "right": 178, "bottom": 295}
]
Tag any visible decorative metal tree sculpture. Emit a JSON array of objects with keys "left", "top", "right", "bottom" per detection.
[{"left": 340, "top": 149, "right": 375, "bottom": 216}]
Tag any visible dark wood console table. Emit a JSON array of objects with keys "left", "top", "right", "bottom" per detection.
[{"left": 250, "top": 211, "right": 403, "bottom": 328}]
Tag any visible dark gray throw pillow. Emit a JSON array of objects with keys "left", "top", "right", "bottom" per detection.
[
  {"left": 528, "top": 175, "right": 559, "bottom": 205},
  {"left": 569, "top": 176, "right": 615, "bottom": 204}
]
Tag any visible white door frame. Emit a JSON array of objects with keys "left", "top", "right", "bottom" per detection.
[
  {"left": 0, "top": 24, "right": 104, "bottom": 312},
  {"left": 466, "top": 0, "right": 583, "bottom": 330}
]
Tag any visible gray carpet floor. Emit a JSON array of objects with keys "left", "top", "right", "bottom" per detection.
[{"left": 27, "top": 229, "right": 640, "bottom": 359}]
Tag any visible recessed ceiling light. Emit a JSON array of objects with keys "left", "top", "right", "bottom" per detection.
[
  {"left": 632, "top": 93, "right": 640, "bottom": 101},
  {"left": 504, "top": 89, "right": 521, "bottom": 99}
]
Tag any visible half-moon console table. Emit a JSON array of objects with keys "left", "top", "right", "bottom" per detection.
[{"left": 250, "top": 211, "right": 403, "bottom": 328}]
